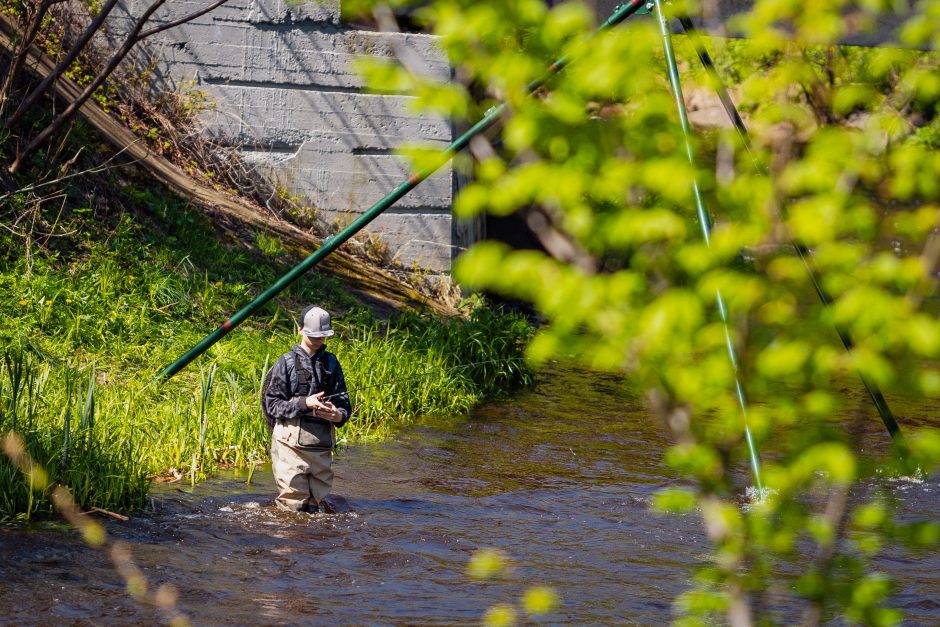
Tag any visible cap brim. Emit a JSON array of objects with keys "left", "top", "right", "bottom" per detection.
[{"left": 301, "top": 329, "right": 334, "bottom": 337}]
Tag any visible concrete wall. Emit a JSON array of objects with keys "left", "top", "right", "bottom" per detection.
[{"left": 117, "top": 0, "right": 466, "bottom": 272}]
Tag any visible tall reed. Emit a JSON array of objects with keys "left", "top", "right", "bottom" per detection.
[{"left": 0, "top": 307, "right": 531, "bottom": 520}]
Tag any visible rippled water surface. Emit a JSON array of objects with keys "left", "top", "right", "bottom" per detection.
[{"left": 1, "top": 368, "right": 937, "bottom": 624}]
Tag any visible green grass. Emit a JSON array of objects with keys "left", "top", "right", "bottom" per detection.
[{"left": 0, "top": 182, "right": 532, "bottom": 521}]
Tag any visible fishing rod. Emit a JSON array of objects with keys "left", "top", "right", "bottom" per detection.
[
  {"left": 675, "top": 15, "right": 904, "bottom": 448},
  {"left": 654, "top": 0, "right": 763, "bottom": 492},
  {"left": 319, "top": 357, "right": 527, "bottom": 402}
]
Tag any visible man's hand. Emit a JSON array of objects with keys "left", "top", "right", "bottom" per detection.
[{"left": 305, "top": 391, "right": 343, "bottom": 422}]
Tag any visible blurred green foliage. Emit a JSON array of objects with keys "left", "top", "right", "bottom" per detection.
[
  {"left": 466, "top": 547, "right": 560, "bottom": 626},
  {"left": 351, "top": 0, "right": 940, "bottom": 623}
]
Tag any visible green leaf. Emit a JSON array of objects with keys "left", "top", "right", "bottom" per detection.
[
  {"left": 791, "top": 443, "right": 857, "bottom": 486},
  {"left": 652, "top": 487, "right": 698, "bottom": 513},
  {"left": 666, "top": 444, "right": 724, "bottom": 483},
  {"left": 756, "top": 340, "right": 810, "bottom": 379},
  {"left": 521, "top": 586, "right": 559, "bottom": 616},
  {"left": 907, "top": 428, "right": 940, "bottom": 474},
  {"left": 483, "top": 604, "right": 517, "bottom": 627},
  {"left": 468, "top": 549, "right": 509, "bottom": 580}
]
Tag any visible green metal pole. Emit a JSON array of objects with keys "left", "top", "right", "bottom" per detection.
[
  {"left": 155, "top": 0, "right": 649, "bottom": 381},
  {"left": 654, "top": 0, "right": 764, "bottom": 492},
  {"left": 676, "top": 16, "right": 904, "bottom": 447}
]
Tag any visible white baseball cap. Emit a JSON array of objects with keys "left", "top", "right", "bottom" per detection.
[{"left": 298, "top": 305, "right": 334, "bottom": 337}]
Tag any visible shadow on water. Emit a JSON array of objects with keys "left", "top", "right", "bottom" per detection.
[{"left": 0, "top": 366, "right": 937, "bottom": 624}]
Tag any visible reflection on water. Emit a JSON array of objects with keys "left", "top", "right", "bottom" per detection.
[{"left": 0, "top": 367, "right": 936, "bottom": 624}]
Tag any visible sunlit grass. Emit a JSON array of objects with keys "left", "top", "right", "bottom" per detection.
[{"left": 0, "top": 307, "right": 531, "bottom": 521}]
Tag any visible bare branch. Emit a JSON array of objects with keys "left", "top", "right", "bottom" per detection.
[
  {"left": 0, "top": 0, "right": 68, "bottom": 116},
  {"left": 138, "top": 0, "right": 229, "bottom": 39},
  {"left": 0, "top": 141, "right": 141, "bottom": 201},
  {"left": 371, "top": 4, "right": 433, "bottom": 79},
  {"left": 8, "top": 0, "right": 122, "bottom": 128},
  {"left": 9, "top": 0, "right": 232, "bottom": 173},
  {"left": 526, "top": 207, "right": 597, "bottom": 273}
]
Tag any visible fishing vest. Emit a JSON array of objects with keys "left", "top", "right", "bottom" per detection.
[
  {"left": 290, "top": 347, "right": 340, "bottom": 401},
  {"left": 261, "top": 348, "right": 340, "bottom": 449}
]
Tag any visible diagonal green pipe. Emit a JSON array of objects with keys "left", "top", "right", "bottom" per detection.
[
  {"left": 676, "top": 16, "right": 904, "bottom": 447},
  {"left": 154, "top": 0, "right": 649, "bottom": 381},
  {"left": 654, "top": 0, "right": 764, "bottom": 492}
]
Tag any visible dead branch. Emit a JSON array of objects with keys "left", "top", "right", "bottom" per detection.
[
  {"left": 138, "top": 0, "right": 229, "bottom": 39},
  {"left": 88, "top": 505, "right": 130, "bottom": 521},
  {"left": 9, "top": 0, "right": 230, "bottom": 174},
  {"left": 0, "top": 0, "right": 67, "bottom": 116},
  {"left": 7, "top": 0, "right": 121, "bottom": 128},
  {"left": 0, "top": 141, "right": 140, "bottom": 202}
]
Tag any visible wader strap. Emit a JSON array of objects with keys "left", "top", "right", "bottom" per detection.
[{"left": 290, "top": 351, "right": 314, "bottom": 396}]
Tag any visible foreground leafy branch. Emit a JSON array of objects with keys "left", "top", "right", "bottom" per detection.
[
  {"left": 350, "top": 0, "right": 940, "bottom": 623},
  {"left": 2, "top": 432, "right": 190, "bottom": 625}
]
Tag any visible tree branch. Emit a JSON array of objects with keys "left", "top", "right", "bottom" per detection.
[
  {"left": 0, "top": 0, "right": 68, "bottom": 116},
  {"left": 138, "top": 0, "right": 229, "bottom": 39},
  {"left": 8, "top": 0, "right": 121, "bottom": 128},
  {"left": 10, "top": 0, "right": 230, "bottom": 174},
  {"left": 0, "top": 141, "right": 140, "bottom": 201},
  {"left": 799, "top": 399, "right": 868, "bottom": 627}
]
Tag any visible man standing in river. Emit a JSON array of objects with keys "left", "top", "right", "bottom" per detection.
[{"left": 262, "top": 305, "right": 352, "bottom": 513}]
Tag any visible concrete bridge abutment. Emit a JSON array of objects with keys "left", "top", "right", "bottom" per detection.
[{"left": 120, "top": 0, "right": 472, "bottom": 274}]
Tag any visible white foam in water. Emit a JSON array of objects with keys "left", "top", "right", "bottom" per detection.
[
  {"left": 888, "top": 471, "right": 926, "bottom": 485},
  {"left": 878, "top": 466, "right": 927, "bottom": 485},
  {"left": 219, "top": 506, "right": 234, "bottom": 513},
  {"left": 742, "top": 486, "right": 777, "bottom": 511}
]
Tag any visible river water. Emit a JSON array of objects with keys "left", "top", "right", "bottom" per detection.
[{"left": 0, "top": 367, "right": 937, "bottom": 624}]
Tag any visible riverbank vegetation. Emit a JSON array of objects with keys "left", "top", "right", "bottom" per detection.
[
  {"left": 0, "top": 0, "right": 532, "bottom": 522},
  {"left": 0, "top": 188, "right": 531, "bottom": 522},
  {"left": 348, "top": 0, "right": 940, "bottom": 624}
]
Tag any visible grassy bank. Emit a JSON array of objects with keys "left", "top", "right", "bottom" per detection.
[{"left": 0, "top": 181, "right": 531, "bottom": 522}]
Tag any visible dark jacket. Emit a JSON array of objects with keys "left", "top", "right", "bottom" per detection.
[{"left": 263, "top": 344, "right": 352, "bottom": 429}]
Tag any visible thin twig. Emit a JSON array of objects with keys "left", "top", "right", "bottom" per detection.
[
  {"left": 88, "top": 506, "right": 131, "bottom": 521},
  {"left": 0, "top": 142, "right": 141, "bottom": 202},
  {"left": 138, "top": 0, "right": 229, "bottom": 39}
]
